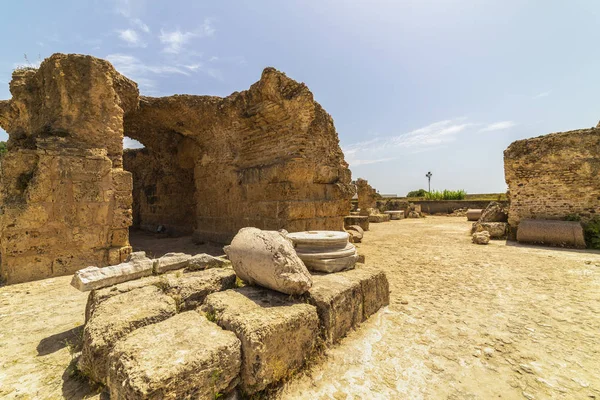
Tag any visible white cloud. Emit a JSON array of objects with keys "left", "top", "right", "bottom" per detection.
[
  {"left": 132, "top": 18, "right": 150, "bottom": 33},
  {"left": 159, "top": 19, "right": 215, "bottom": 54},
  {"left": 159, "top": 29, "right": 197, "bottom": 54},
  {"left": 533, "top": 90, "right": 551, "bottom": 99},
  {"left": 117, "top": 29, "right": 146, "bottom": 47},
  {"left": 342, "top": 119, "right": 481, "bottom": 167},
  {"left": 479, "top": 121, "right": 516, "bottom": 132},
  {"left": 107, "top": 54, "right": 190, "bottom": 76}
]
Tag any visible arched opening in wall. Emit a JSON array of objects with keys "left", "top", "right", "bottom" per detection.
[{"left": 122, "top": 134, "right": 197, "bottom": 242}]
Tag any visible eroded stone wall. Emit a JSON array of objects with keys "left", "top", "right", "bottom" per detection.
[
  {"left": 123, "top": 148, "right": 196, "bottom": 236},
  {"left": 0, "top": 54, "right": 354, "bottom": 283},
  {"left": 356, "top": 178, "right": 379, "bottom": 215},
  {"left": 504, "top": 127, "right": 600, "bottom": 236},
  {"left": 0, "top": 54, "right": 137, "bottom": 283},
  {"left": 125, "top": 68, "right": 354, "bottom": 243}
]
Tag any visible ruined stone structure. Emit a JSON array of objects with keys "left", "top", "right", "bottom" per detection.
[
  {"left": 504, "top": 127, "right": 600, "bottom": 237},
  {"left": 0, "top": 55, "right": 136, "bottom": 284},
  {"left": 124, "top": 69, "right": 353, "bottom": 243},
  {"left": 0, "top": 53, "right": 354, "bottom": 284},
  {"left": 356, "top": 178, "right": 379, "bottom": 216}
]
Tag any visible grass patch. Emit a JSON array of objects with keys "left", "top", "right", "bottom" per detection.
[
  {"left": 425, "top": 189, "right": 467, "bottom": 200},
  {"left": 583, "top": 217, "right": 600, "bottom": 249}
]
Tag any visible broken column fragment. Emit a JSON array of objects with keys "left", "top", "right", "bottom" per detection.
[
  {"left": 224, "top": 227, "right": 313, "bottom": 295},
  {"left": 287, "top": 231, "right": 359, "bottom": 273}
]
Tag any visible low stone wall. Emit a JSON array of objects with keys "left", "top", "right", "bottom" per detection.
[{"left": 372, "top": 199, "right": 507, "bottom": 215}]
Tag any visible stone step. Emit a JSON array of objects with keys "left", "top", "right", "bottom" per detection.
[
  {"left": 201, "top": 287, "right": 319, "bottom": 395},
  {"left": 107, "top": 311, "right": 241, "bottom": 400},
  {"left": 79, "top": 286, "right": 177, "bottom": 384},
  {"left": 305, "top": 266, "right": 390, "bottom": 343},
  {"left": 303, "top": 254, "right": 359, "bottom": 273},
  {"left": 85, "top": 268, "right": 237, "bottom": 322}
]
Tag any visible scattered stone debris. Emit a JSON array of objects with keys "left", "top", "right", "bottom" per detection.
[
  {"left": 384, "top": 210, "right": 405, "bottom": 220},
  {"left": 472, "top": 231, "right": 491, "bottom": 245},
  {"left": 345, "top": 225, "right": 364, "bottom": 243},
  {"left": 471, "top": 202, "right": 509, "bottom": 239},
  {"left": 224, "top": 227, "right": 313, "bottom": 295},
  {"left": 344, "top": 215, "right": 370, "bottom": 231},
  {"left": 472, "top": 222, "right": 508, "bottom": 239}
]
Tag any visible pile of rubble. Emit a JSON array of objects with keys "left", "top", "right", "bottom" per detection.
[
  {"left": 470, "top": 202, "right": 509, "bottom": 244},
  {"left": 72, "top": 228, "right": 389, "bottom": 398}
]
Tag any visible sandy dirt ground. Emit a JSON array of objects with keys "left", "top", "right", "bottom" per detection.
[{"left": 1, "top": 217, "right": 599, "bottom": 399}]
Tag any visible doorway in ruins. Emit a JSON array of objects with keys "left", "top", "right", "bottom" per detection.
[{"left": 121, "top": 132, "right": 197, "bottom": 243}]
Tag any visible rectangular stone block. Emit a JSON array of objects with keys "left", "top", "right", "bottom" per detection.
[
  {"left": 107, "top": 312, "right": 241, "bottom": 400},
  {"left": 202, "top": 287, "right": 319, "bottom": 394},
  {"left": 341, "top": 266, "right": 390, "bottom": 319},
  {"left": 79, "top": 286, "right": 177, "bottom": 384},
  {"left": 305, "top": 273, "right": 363, "bottom": 344},
  {"left": 154, "top": 252, "right": 192, "bottom": 274},
  {"left": 71, "top": 258, "right": 154, "bottom": 292}
]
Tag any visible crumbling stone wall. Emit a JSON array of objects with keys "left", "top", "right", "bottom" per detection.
[
  {"left": 123, "top": 148, "right": 196, "bottom": 236},
  {"left": 504, "top": 127, "right": 600, "bottom": 237},
  {"left": 0, "top": 54, "right": 137, "bottom": 284},
  {"left": 124, "top": 68, "right": 354, "bottom": 243},
  {"left": 356, "top": 178, "right": 379, "bottom": 216},
  {"left": 0, "top": 54, "right": 353, "bottom": 283}
]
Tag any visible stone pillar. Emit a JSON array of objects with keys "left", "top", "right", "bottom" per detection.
[{"left": 0, "top": 54, "right": 138, "bottom": 284}]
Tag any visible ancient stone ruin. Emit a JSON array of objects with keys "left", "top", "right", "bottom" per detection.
[
  {"left": 75, "top": 228, "right": 389, "bottom": 398},
  {"left": 0, "top": 53, "right": 354, "bottom": 284},
  {"left": 504, "top": 127, "right": 600, "bottom": 240}
]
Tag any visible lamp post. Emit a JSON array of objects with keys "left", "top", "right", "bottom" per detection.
[{"left": 426, "top": 171, "right": 432, "bottom": 192}]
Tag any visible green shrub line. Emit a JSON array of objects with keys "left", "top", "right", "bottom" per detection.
[{"left": 424, "top": 189, "right": 467, "bottom": 201}]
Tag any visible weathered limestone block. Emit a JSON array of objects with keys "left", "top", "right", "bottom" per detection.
[
  {"left": 479, "top": 201, "right": 508, "bottom": 223},
  {"left": 472, "top": 222, "right": 508, "bottom": 239},
  {"left": 504, "top": 128, "right": 600, "bottom": 237},
  {"left": 368, "top": 213, "right": 391, "bottom": 223},
  {"left": 344, "top": 215, "right": 370, "bottom": 231},
  {"left": 71, "top": 257, "right": 154, "bottom": 291},
  {"left": 79, "top": 286, "right": 177, "bottom": 384},
  {"left": 85, "top": 268, "right": 237, "bottom": 322},
  {"left": 305, "top": 273, "right": 363, "bottom": 344},
  {"left": 107, "top": 312, "right": 242, "bottom": 400},
  {"left": 153, "top": 252, "right": 192, "bottom": 274},
  {"left": 384, "top": 210, "right": 405, "bottom": 220},
  {"left": 466, "top": 209, "right": 483, "bottom": 221},
  {"left": 187, "top": 254, "right": 230, "bottom": 271},
  {"left": 472, "top": 231, "right": 490, "bottom": 245},
  {"left": 516, "top": 219, "right": 586, "bottom": 248},
  {"left": 201, "top": 287, "right": 319, "bottom": 394},
  {"left": 163, "top": 268, "right": 237, "bottom": 312},
  {"left": 224, "top": 228, "right": 312, "bottom": 295},
  {"left": 341, "top": 266, "right": 390, "bottom": 319}
]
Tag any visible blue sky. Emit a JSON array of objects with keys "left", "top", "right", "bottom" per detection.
[{"left": 1, "top": 0, "right": 599, "bottom": 195}]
